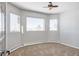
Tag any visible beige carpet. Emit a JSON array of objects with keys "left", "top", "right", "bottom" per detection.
[{"left": 9, "top": 42, "right": 79, "bottom": 56}]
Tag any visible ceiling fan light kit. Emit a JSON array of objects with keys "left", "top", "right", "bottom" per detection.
[{"left": 43, "top": 2, "right": 58, "bottom": 10}]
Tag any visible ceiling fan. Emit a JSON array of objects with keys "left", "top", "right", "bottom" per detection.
[{"left": 43, "top": 2, "right": 58, "bottom": 10}]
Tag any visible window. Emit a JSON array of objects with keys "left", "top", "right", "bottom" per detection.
[
  {"left": 0, "top": 12, "right": 4, "bottom": 32},
  {"left": 0, "top": 13, "right": 2, "bottom": 32},
  {"left": 10, "top": 13, "right": 20, "bottom": 32},
  {"left": 49, "top": 19, "right": 58, "bottom": 31},
  {"left": 26, "top": 17, "right": 45, "bottom": 31}
]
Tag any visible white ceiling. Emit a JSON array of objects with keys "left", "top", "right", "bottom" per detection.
[{"left": 11, "top": 2, "right": 79, "bottom": 14}]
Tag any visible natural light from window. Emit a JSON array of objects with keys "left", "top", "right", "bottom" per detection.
[
  {"left": 10, "top": 13, "right": 20, "bottom": 32},
  {"left": 49, "top": 19, "right": 58, "bottom": 31},
  {"left": 0, "top": 12, "right": 4, "bottom": 32},
  {"left": 26, "top": 17, "right": 45, "bottom": 31}
]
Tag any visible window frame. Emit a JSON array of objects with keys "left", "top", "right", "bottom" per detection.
[
  {"left": 0, "top": 12, "right": 4, "bottom": 32},
  {"left": 49, "top": 19, "right": 58, "bottom": 31},
  {"left": 26, "top": 17, "right": 45, "bottom": 31},
  {"left": 10, "top": 13, "right": 20, "bottom": 32}
]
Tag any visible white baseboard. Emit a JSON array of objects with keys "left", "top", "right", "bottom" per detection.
[
  {"left": 10, "top": 41, "right": 79, "bottom": 53},
  {"left": 10, "top": 41, "right": 48, "bottom": 52},
  {"left": 24, "top": 41, "right": 48, "bottom": 46},
  {"left": 58, "top": 42, "right": 79, "bottom": 49},
  {"left": 10, "top": 44, "right": 23, "bottom": 52},
  {"left": 24, "top": 41, "right": 79, "bottom": 49}
]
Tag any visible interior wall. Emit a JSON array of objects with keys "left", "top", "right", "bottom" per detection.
[
  {"left": 6, "top": 3, "right": 60, "bottom": 51},
  {"left": 6, "top": 3, "right": 22, "bottom": 50},
  {"left": 21, "top": 10, "right": 49, "bottom": 46},
  {"left": 0, "top": 3, "right": 2, "bottom": 51},
  {"left": 0, "top": 3, "right": 6, "bottom": 52},
  {"left": 60, "top": 4, "right": 79, "bottom": 48},
  {"left": 21, "top": 9, "right": 60, "bottom": 46},
  {"left": 5, "top": 2, "right": 79, "bottom": 51}
]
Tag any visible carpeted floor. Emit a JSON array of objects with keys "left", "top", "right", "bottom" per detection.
[{"left": 9, "top": 42, "right": 79, "bottom": 56}]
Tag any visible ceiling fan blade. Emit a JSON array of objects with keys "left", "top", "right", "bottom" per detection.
[{"left": 52, "top": 5, "right": 58, "bottom": 7}]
